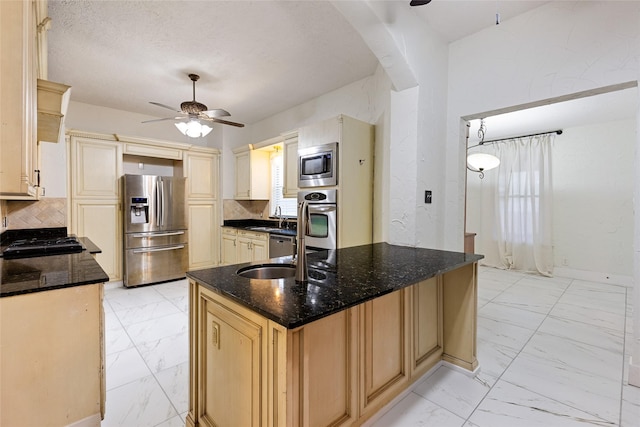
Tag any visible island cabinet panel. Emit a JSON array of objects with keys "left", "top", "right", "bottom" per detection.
[
  {"left": 358, "top": 289, "right": 410, "bottom": 417},
  {"left": 442, "top": 263, "right": 478, "bottom": 371},
  {"left": 410, "top": 277, "right": 444, "bottom": 378},
  {"left": 287, "top": 309, "right": 358, "bottom": 427},
  {"left": 193, "top": 285, "right": 269, "bottom": 427}
]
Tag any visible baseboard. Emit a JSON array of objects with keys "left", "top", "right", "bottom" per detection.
[
  {"left": 104, "top": 280, "right": 123, "bottom": 290},
  {"left": 65, "top": 413, "right": 101, "bottom": 427},
  {"left": 553, "top": 267, "right": 632, "bottom": 287}
]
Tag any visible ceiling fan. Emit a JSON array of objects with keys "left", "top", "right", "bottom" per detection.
[{"left": 143, "top": 73, "right": 244, "bottom": 134}]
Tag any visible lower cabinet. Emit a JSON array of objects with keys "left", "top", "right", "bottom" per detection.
[
  {"left": 220, "top": 227, "right": 269, "bottom": 265},
  {"left": 198, "top": 288, "right": 268, "bottom": 427},
  {"left": 220, "top": 227, "right": 238, "bottom": 266},
  {"left": 359, "top": 289, "right": 410, "bottom": 417},
  {"left": 188, "top": 275, "right": 452, "bottom": 427},
  {"left": 0, "top": 284, "right": 105, "bottom": 426}
]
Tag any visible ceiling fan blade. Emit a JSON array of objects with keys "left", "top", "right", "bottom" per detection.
[
  {"left": 410, "top": 0, "right": 432, "bottom": 5},
  {"left": 141, "top": 116, "right": 183, "bottom": 124},
  {"left": 201, "top": 116, "right": 245, "bottom": 128},
  {"left": 149, "top": 101, "right": 181, "bottom": 112},
  {"left": 202, "top": 109, "right": 231, "bottom": 118}
]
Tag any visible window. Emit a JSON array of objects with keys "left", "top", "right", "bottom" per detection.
[{"left": 270, "top": 151, "right": 297, "bottom": 217}]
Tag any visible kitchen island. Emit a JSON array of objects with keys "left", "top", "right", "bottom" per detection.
[{"left": 186, "top": 243, "right": 483, "bottom": 427}]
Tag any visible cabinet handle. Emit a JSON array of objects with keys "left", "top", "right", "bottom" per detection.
[
  {"left": 34, "top": 170, "right": 40, "bottom": 187},
  {"left": 212, "top": 321, "right": 220, "bottom": 349}
]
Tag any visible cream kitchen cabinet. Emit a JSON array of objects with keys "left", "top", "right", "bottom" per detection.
[
  {"left": 188, "top": 201, "right": 218, "bottom": 270},
  {"left": 72, "top": 200, "right": 122, "bottom": 281},
  {"left": 183, "top": 147, "right": 220, "bottom": 269},
  {"left": 189, "top": 283, "right": 275, "bottom": 427},
  {"left": 1, "top": 284, "right": 105, "bottom": 426},
  {"left": 359, "top": 289, "right": 411, "bottom": 417},
  {"left": 233, "top": 146, "right": 270, "bottom": 200},
  {"left": 70, "top": 134, "right": 122, "bottom": 199},
  {"left": 220, "top": 227, "right": 269, "bottom": 265},
  {"left": 69, "top": 132, "right": 123, "bottom": 281},
  {"left": 185, "top": 149, "right": 219, "bottom": 200},
  {"left": 0, "top": 0, "right": 39, "bottom": 199},
  {"left": 221, "top": 227, "right": 238, "bottom": 266},
  {"left": 282, "top": 132, "right": 299, "bottom": 198},
  {"left": 237, "top": 229, "right": 268, "bottom": 263}
]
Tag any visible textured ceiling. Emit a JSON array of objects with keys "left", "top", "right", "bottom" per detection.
[{"left": 47, "top": 1, "right": 550, "bottom": 126}]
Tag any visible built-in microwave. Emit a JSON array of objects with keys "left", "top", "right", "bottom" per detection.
[{"left": 298, "top": 142, "right": 338, "bottom": 188}]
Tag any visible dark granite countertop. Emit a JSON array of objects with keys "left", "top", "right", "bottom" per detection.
[
  {"left": 223, "top": 219, "right": 297, "bottom": 237},
  {"left": 0, "top": 228, "right": 108, "bottom": 298},
  {"left": 187, "top": 242, "right": 483, "bottom": 329}
]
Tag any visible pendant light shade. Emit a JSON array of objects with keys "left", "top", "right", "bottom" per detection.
[
  {"left": 175, "top": 119, "right": 213, "bottom": 138},
  {"left": 467, "top": 152, "right": 500, "bottom": 172}
]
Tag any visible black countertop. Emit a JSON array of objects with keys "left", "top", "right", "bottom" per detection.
[
  {"left": 0, "top": 228, "right": 108, "bottom": 298},
  {"left": 187, "top": 242, "right": 483, "bottom": 329},
  {"left": 223, "top": 219, "right": 297, "bottom": 237}
]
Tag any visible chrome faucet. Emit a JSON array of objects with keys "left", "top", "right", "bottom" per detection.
[
  {"left": 294, "top": 200, "right": 309, "bottom": 283},
  {"left": 275, "top": 205, "right": 283, "bottom": 228}
]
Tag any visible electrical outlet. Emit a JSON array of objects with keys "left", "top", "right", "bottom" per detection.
[{"left": 2, "top": 217, "right": 7, "bottom": 228}]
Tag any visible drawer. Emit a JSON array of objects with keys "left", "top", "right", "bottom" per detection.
[{"left": 237, "top": 230, "right": 268, "bottom": 240}]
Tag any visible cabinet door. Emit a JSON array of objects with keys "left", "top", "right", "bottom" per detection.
[
  {"left": 410, "top": 277, "right": 443, "bottom": 378},
  {"left": 234, "top": 151, "right": 251, "bottom": 199},
  {"left": 359, "top": 288, "right": 410, "bottom": 415},
  {"left": 71, "top": 137, "right": 122, "bottom": 198},
  {"left": 282, "top": 136, "right": 299, "bottom": 198},
  {"left": 237, "top": 236, "right": 253, "bottom": 263},
  {"left": 0, "top": 0, "right": 38, "bottom": 199},
  {"left": 187, "top": 202, "right": 218, "bottom": 269},
  {"left": 198, "top": 290, "right": 266, "bottom": 427},
  {"left": 251, "top": 237, "right": 268, "bottom": 262},
  {"left": 73, "top": 200, "right": 121, "bottom": 281},
  {"left": 220, "top": 231, "right": 237, "bottom": 266},
  {"left": 186, "top": 152, "right": 218, "bottom": 199}
]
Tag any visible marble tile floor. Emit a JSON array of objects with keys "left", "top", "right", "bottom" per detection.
[{"left": 102, "top": 267, "right": 639, "bottom": 426}]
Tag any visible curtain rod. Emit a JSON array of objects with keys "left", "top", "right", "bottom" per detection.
[{"left": 468, "top": 129, "right": 563, "bottom": 149}]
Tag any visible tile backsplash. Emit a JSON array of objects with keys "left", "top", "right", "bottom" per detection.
[
  {"left": 223, "top": 199, "right": 271, "bottom": 220},
  {"left": 4, "top": 198, "right": 67, "bottom": 230}
]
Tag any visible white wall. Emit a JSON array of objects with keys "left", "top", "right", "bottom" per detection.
[
  {"left": 446, "top": 1, "right": 640, "bottom": 251},
  {"left": 466, "top": 118, "right": 635, "bottom": 281},
  {"left": 553, "top": 119, "right": 635, "bottom": 279}
]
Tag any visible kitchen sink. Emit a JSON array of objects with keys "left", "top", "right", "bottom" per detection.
[{"left": 236, "top": 263, "right": 296, "bottom": 279}]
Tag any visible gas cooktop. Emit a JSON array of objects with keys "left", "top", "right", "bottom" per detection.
[{"left": 2, "top": 236, "right": 84, "bottom": 259}]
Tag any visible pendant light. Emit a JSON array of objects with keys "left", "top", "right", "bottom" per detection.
[{"left": 467, "top": 119, "right": 500, "bottom": 179}]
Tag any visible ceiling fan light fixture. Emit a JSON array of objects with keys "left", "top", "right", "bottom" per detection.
[{"left": 175, "top": 120, "right": 212, "bottom": 138}]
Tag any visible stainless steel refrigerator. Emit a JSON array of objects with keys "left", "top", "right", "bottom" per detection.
[{"left": 123, "top": 174, "right": 188, "bottom": 287}]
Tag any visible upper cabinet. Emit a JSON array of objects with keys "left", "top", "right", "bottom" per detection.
[
  {"left": 184, "top": 148, "right": 218, "bottom": 200},
  {"left": 282, "top": 132, "right": 299, "bottom": 198},
  {"left": 233, "top": 146, "right": 270, "bottom": 200},
  {"left": 0, "top": 0, "right": 38, "bottom": 199},
  {"left": 70, "top": 135, "right": 123, "bottom": 199}
]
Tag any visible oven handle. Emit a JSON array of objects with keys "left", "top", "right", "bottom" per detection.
[
  {"left": 131, "top": 231, "right": 185, "bottom": 238},
  {"left": 133, "top": 245, "right": 185, "bottom": 254},
  {"left": 308, "top": 205, "right": 336, "bottom": 213}
]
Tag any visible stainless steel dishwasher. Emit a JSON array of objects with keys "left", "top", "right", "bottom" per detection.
[{"left": 269, "top": 234, "right": 295, "bottom": 258}]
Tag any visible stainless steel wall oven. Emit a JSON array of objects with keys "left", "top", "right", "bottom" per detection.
[{"left": 298, "top": 189, "right": 337, "bottom": 250}]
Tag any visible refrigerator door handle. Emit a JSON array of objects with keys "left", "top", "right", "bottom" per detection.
[
  {"left": 159, "top": 177, "right": 165, "bottom": 227},
  {"left": 132, "top": 245, "right": 185, "bottom": 254},
  {"left": 132, "top": 231, "right": 185, "bottom": 238}
]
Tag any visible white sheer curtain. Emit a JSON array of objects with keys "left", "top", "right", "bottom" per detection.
[{"left": 475, "top": 134, "right": 554, "bottom": 276}]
